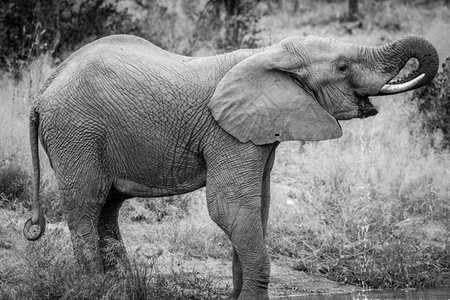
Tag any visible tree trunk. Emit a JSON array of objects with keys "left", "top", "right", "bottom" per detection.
[
  {"left": 50, "top": 0, "right": 61, "bottom": 55},
  {"left": 348, "top": 0, "right": 358, "bottom": 21},
  {"left": 293, "top": 0, "right": 300, "bottom": 14}
]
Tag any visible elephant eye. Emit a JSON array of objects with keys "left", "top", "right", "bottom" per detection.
[{"left": 338, "top": 64, "right": 349, "bottom": 72}]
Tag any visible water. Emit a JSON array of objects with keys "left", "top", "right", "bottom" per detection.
[
  {"left": 281, "top": 288, "right": 450, "bottom": 300},
  {"left": 358, "top": 117, "right": 376, "bottom": 203}
]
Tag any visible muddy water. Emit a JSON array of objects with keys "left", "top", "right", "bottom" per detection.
[{"left": 282, "top": 288, "right": 450, "bottom": 300}]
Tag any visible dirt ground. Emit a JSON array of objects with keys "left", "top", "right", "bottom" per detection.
[{"left": 177, "top": 257, "right": 359, "bottom": 298}]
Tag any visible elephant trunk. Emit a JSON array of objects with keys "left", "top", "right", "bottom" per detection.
[{"left": 375, "top": 36, "right": 439, "bottom": 95}]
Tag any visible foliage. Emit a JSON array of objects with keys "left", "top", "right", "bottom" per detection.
[
  {"left": 194, "top": 0, "right": 263, "bottom": 50},
  {"left": 410, "top": 57, "right": 450, "bottom": 149},
  {"left": 0, "top": 0, "right": 140, "bottom": 75},
  {"left": 0, "top": 228, "right": 226, "bottom": 299},
  {"left": 134, "top": 0, "right": 190, "bottom": 54},
  {"left": 0, "top": 155, "right": 61, "bottom": 220},
  {"left": 0, "top": 0, "right": 264, "bottom": 73},
  {"left": 0, "top": 157, "right": 28, "bottom": 204}
]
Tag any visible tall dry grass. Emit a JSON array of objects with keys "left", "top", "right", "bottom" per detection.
[
  {"left": 0, "top": 225, "right": 227, "bottom": 300},
  {"left": 268, "top": 94, "right": 450, "bottom": 287}
]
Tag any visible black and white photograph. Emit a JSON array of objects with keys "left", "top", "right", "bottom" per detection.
[{"left": 0, "top": 0, "right": 449, "bottom": 299}]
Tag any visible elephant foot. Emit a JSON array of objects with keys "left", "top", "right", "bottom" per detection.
[
  {"left": 228, "top": 290, "right": 240, "bottom": 300},
  {"left": 228, "top": 285, "right": 269, "bottom": 300},
  {"left": 234, "top": 291, "right": 269, "bottom": 300}
]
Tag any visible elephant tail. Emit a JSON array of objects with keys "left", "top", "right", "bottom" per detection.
[{"left": 23, "top": 106, "right": 46, "bottom": 241}]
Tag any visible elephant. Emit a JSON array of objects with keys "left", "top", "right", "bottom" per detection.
[{"left": 23, "top": 34, "right": 438, "bottom": 299}]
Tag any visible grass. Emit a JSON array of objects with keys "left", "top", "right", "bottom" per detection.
[
  {"left": 267, "top": 94, "right": 450, "bottom": 288},
  {"left": 0, "top": 226, "right": 227, "bottom": 300},
  {"left": 0, "top": 1, "right": 449, "bottom": 298}
]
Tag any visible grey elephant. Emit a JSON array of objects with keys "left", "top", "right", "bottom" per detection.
[{"left": 23, "top": 34, "right": 438, "bottom": 299}]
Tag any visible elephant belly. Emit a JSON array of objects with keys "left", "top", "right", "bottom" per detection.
[
  {"left": 112, "top": 157, "right": 207, "bottom": 198},
  {"left": 113, "top": 177, "right": 205, "bottom": 198}
]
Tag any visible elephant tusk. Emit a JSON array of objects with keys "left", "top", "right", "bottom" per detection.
[{"left": 379, "top": 73, "right": 425, "bottom": 94}]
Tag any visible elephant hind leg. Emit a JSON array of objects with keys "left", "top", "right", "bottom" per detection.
[
  {"left": 231, "top": 247, "right": 243, "bottom": 299},
  {"left": 64, "top": 179, "right": 128, "bottom": 273},
  {"left": 98, "top": 187, "right": 129, "bottom": 271},
  {"left": 63, "top": 176, "right": 112, "bottom": 273}
]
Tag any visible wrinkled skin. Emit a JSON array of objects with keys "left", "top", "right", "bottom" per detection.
[{"left": 24, "top": 35, "right": 438, "bottom": 300}]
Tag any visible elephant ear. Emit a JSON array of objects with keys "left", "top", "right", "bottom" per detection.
[{"left": 208, "top": 44, "right": 342, "bottom": 145}]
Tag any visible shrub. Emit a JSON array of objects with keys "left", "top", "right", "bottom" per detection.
[
  {"left": 0, "top": 157, "right": 28, "bottom": 204},
  {"left": 410, "top": 57, "right": 450, "bottom": 149},
  {"left": 133, "top": 0, "right": 185, "bottom": 53},
  {"left": 0, "top": 156, "right": 62, "bottom": 220},
  {"left": 0, "top": 0, "right": 141, "bottom": 74},
  {"left": 0, "top": 0, "right": 264, "bottom": 75},
  {"left": 194, "top": 0, "right": 263, "bottom": 50}
]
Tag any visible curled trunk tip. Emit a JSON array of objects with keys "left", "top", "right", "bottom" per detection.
[{"left": 378, "top": 36, "right": 439, "bottom": 95}]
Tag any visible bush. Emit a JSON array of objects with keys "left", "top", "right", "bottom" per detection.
[
  {"left": 194, "top": 0, "right": 263, "bottom": 50},
  {"left": 0, "top": 156, "right": 62, "bottom": 220},
  {"left": 0, "top": 0, "right": 264, "bottom": 75},
  {"left": 0, "top": 157, "right": 28, "bottom": 204},
  {"left": 0, "top": 0, "right": 141, "bottom": 75},
  {"left": 410, "top": 57, "right": 450, "bottom": 149}
]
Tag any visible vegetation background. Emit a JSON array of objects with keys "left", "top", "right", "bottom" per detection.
[{"left": 0, "top": 0, "right": 449, "bottom": 299}]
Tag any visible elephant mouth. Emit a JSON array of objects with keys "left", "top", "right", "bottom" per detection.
[{"left": 355, "top": 92, "right": 378, "bottom": 118}]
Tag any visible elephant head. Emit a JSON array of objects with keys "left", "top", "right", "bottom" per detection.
[{"left": 208, "top": 35, "right": 439, "bottom": 145}]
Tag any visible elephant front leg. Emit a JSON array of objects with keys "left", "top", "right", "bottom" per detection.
[
  {"left": 209, "top": 201, "right": 270, "bottom": 300},
  {"left": 230, "top": 179, "right": 271, "bottom": 298},
  {"left": 230, "top": 206, "right": 270, "bottom": 300},
  {"left": 229, "top": 146, "right": 276, "bottom": 299},
  {"left": 206, "top": 168, "right": 270, "bottom": 299}
]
